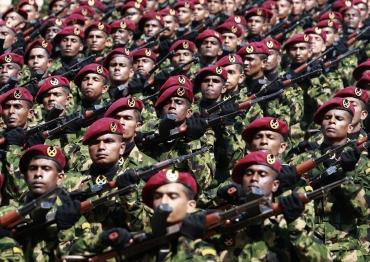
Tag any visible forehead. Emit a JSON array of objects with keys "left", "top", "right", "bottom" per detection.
[
  {"left": 323, "top": 108, "right": 351, "bottom": 118},
  {"left": 145, "top": 19, "right": 161, "bottom": 26},
  {"left": 0, "top": 26, "right": 14, "bottom": 34},
  {"left": 155, "top": 182, "right": 188, "bottom": 195},
  {"left": 253, "top": 130, "right": 283, "bottom": 138},
  {"left": 202, "top": 36, "right": 220, "bottom": 43},
  {"left": 244, "top": 164, "right": 277, "bottom": 175},
  {"left": 5, "top": 12, "right": 23, "bottom": 19},
  {"left": 203, "top": 74, "right": 224, "bottom": 81},
  {"left": 4, "top": 99, "right": 28, "bottom": 107},
  {"left": 289, "top": 42, "right": 310, "bottom": 49},
  {"left": 0, "top": 62, "right": 20, "bottom": 67},
  {"left": 88, "top": 29, "right": 107, "bottom": 36},
  {"left": 29, "top": 47, "right": 49, "bottom": 55},
  {"left": 135, "top": 57, "right": 154, "bottom": 62},
  {"left": 115, "top": 108, "right": 137, "bottom": 117},
  {"left": 89, "top": 133, "right": 122, "bottom": 144},
  {"left": 62, "top": 35, "right": 81, "bottom": 41},
  {"left": 28, "top": 157, "right": 58, "bottom": 168},
  {"left": 46, "top": 86, "right": 67, "bottom": 93},
  {"left": 174, "top": 49, "right": 193, "bottom": 54},
  {"left": 83, "top": 72, "right": 104, "bottom": 79},
  {"left": 111, "top": 55, "right": 131, "bottom": 63}
]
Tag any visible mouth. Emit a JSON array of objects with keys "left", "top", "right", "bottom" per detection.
[{"left": 31, "top": 181, "right": 45, "bottom": 188}]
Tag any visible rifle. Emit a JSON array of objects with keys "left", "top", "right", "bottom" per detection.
[
  {"left": 265, "top": 20, "right": 290, "bottom": 37},
  {"left": 221, "top": 176, "right": 351, "bottom": 233},
  {"left": 134, "top": 28, "right": 168, "bottom": 50},
  {"left": 346, "top": 26, "right": 369, "bottom": 46},
  {"left": 295, "top": 136, "right": 368, "bottom": 177},
  {"left": 81, "top": 193, "right": 268, "bottom": 262},
  {"left": 57, "top": 54, "right": 97, "bottom": 78},
  {"left": 0, "top": 76, "right": 18, "bottom": 94},
  {"left": 0, "top": 188, "right": 60, "bottom": 229},
  {"left": 274, "top": 15, "right": 311, "bottom": 41}
]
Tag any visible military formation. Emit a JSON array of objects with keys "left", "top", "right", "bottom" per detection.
[{"left": 0, "top": 0, "right": 369, "bottom": 261}]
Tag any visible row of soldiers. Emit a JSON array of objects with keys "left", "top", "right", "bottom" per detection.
[{"left": 0, "top": 0, "right": 369, "bottom": 261}]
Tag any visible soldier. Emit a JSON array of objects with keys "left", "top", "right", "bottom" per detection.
[
  {"left": 137, "top": 12, "right": 163, "bottom": 47},
  {"left": 244, "top": 7, "right": 272, "bottom": 42},
  {"left": 0, "top": 22, "right": 17, "bottom": 53},
  {"left": 261, "top": 38, "right": 282, "bottom": 80},
  {"left": 2, "top": 8, "right": 27, "bottom": 31},
  {"left": 120, "top": 1, "right": 144, "bottom": 25},
  {"left": 193, "top": 0, "right": 210, "bottom": 29},
  {"left": 84, "top": 22, "right": 111, "bottom": 59},
  {"left": 40, "top": 17, "right": 63, "bottom": 42},
  {"left": 173, "top": 0, "right": 194, "bottom": 37},
  {"left": 215, "top": 21, "right": 243, "bottom": 54},
  {"left": 110, "top": 18, "right": 136, "bottom": 49},
  {"left": 218, "top": 150, "right": 332, "bottom": 261},
  {"left": 0, "top": 52, "right": 23, "bottom": 86},
  {"left": 304, "top": 27, "right": 327, "bottom": 59},
  {"left": 131, "top": 48, "right": 157, "bottom": 94},
  {"left": 195, "top": 29, "right": 224, "bottom": 67},
  {"left": 17, "top": 0, "right": 40, "bottom": 21}
]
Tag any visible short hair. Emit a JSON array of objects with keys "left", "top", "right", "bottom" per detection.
[{"left": 29, "top": 155, "right": 63, "bottom": 172}]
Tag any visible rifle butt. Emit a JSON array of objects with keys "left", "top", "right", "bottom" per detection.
[
  {"left": 295, "top": 159, "right": 316, "bottom": 177},
  {"left": 0, "top": 210, "right": 22, "bottom": 228}
]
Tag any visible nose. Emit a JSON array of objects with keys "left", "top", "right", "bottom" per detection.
[
  {"left": 98, "top": 141, "right": 106, "bottom": 150},
  {"left": 33, "top": 167, "right": 43, "bottom": 179}
]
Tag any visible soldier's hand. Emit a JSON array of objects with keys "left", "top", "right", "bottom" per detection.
[
  {"left": 217, "top": 183, "right": 245, "bottom": 205},
  {"left": 116, "top": 169, "right": 139, "bottom": 189},
  {"left": 340, "top": 147, "right": 361, "bottom": 172},
  {"left": 55, "top": 191, "right": 81, "bottom": 230},
  {"left": 4, "top": 127, "right": 26, "bottom": 146},
  {"left": 100, "top": 227, "right": 132, "bottom": 249},
  {"left": 26, "top": 132, "right": 46, "bottom": 147},
  {"left": 180, "top": 212, "right": 207, "bottom": 240},
  {"left": 277, "top": 165, "right": 301, "bottom": 193},
  {"left": 220, "top": 101, "right": 239, "bottom": 115},
  {"left": 185, "top": 114, "right": 207, "bottom": 140},
  {"left": 278, "top": 192, "right": 304, "bottom": 223}
]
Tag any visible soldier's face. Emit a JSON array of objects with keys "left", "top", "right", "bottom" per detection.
[
  {"left": 200, "top": 75, "right": 226, "bottom": 100},
  {"left": 152, "top": 183, "right": 196, "bottom": 224},
  {"left": 162, "top": 15, "right": 178, "bottom": 37},
  {"left": 194, "top": 4, "right": 209, "bottom": 22},
  {"left": 51, "top": 0, "right": 66, "bottom": 14},
  {"left": 42, "top": 87, "right": 71, "bottom": 111},
  {"left": 4, "top": 12, "right": 25, "bottom": 29},
  {"left": 0, "top": 63, "right": 21, "bottom": 84},
  {"left": 242, "top": 164, "right": 279, "bottom": 197},
  {"left": 276, "top": 0, "right": 292, "bottom": 18},
  {"left": 161, "top": 97, "right": 192, "bottom": 123},
  {"left": 20, "top": 4, "right": 39, "bottom": 21},
  {"left": 247, "top": 16, "right": 266, "bottom": 36},
  {"left": 287, "top": 43, "right": 311, "bottom": 64},
  {"left": 346, "top": 97, "right": 368, "bottom": 127},
  {"left": 124, "top": 8, "right": 142, "bottom": 24},
  {"left": 224, "top": 64, "right": 244, "bottom": 91},
  {"left": 321, "top": 109, "right": 352, "bottom": 141},
  {"left": 355, "top": 3, "right": 368, "bottom": 22},
  {"left": 344, "top": 8, "right": 361, "bottom": 29},
  {"left": 304, "top": 0, "right": 316, "bottom": 11},
  {"left": 26, "top": 158, "right": 64, "bottom": 196},
  {"left": 243, "top": 54, "right": 265, "bottom": 78},
  {"left": 88, "top": 133, "right": 125, "bottom": 167},
  {"left": 45, "top": 26, "right": 60, "bottom": 42},
  {"left": 222, "top": 33, "right": 239, "bottom": 52},
  {"left": 60, "top": 35, "right": 83, "bottom": 57},
  {"left": 248, "top": 130, "right": 287, "bottom": 156},
  {"left": 177, "top": 7, "right": 193, "bottom": 26},
  {"left": 27, "top": 47, "right": 51, "bottom": 74},
  {"left": 292, "top": 0, "right": 305, "bottom": 15},
  {"left": 133, "top": 57, "right": 155, "bottom": 77},
  {"left": 143, "top": 20, "right": 162, "bottom": 37},
  {"left": 200, "top": 37, "right": 223, "bottom": 58},
  {"left": 2, "top": 100, "right": 32, "bottom": 128},
  {"left": 208, "top": 0, "right": 223, "bottom": 14},
  {"left": 114, "top": 109, "right": 140, "bottom": 142},
  {"left": 322, "top": 27, "right": 336, "bottom": 46},
  {"left": 87, "top": 30, "right": 107, "bottom": 52},
  {"left": 109, "top": 55, "right": 133, "bottom": 83},
  {"left": 265, "top": 49, "right": 281, "bottom": 71},
  {"left": 223, "top": 0, "right": 236, "bottom": 16},
  {"left": 80, "top": 73, "right": 108, "bottom": 102},
  {"left": 0, "top": 26, "right": 16, "bottom": 49},
  {"left": 112, "top": 28, "right": 132, "bottom": 46},
  {"left": 308, "top": 34, "right": 326, "bottom": 55},
  {"left": 171, "top": 49, "right": 193, "bottom": 69}
]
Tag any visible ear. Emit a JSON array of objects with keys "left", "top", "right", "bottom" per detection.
[
  {"left": 217, "top": 47, "right": 223, "bottom": 56},
  {"left": 237, "top": 37, "right": 242, "bottom": 46},
  {"left": 47, "top": 58, "right": 52, "bottom": 68},
  {"left": 78, "top": 42, "right": 84, "bottom": 52},
  {"left": 221, "top": 82, "right": 227, "bottom": 94},
  {"left": 66, "top": 93, "right": 73, "bottom": 105},
  {"left": 347, "top": 123, "right": 354, "bottom": 133},
  {"left": 102, "top": 84, "right": 109, "bottom": 94},
  {"left": 120, "top": 141, "right": 126, "bottom": 155},
  {"left": 278, "top": 142, "right": 288, "bottom": 154},
  {"left": 271, "top": 179, "right": 280, "bottom": 193},
  {"left": 186, "top": 199, "right": 197, "bottom": 213},
  {"left": 186, "top": 107, "right": 193, "bottom": 119},
  {"left": 360, "top": 110, "right": 368, "bottom": 121},
  {"left": 135, "top": 121, "right": 142, "bottom": 132},
  {"left": 129, "top": 67, "right": 135, "bottom": 78},
  {"left": 261, "top": 58, "right": 268, "bottom": 70},
  {"left": 238, "top": 72, "right": 245, "bottom": 84},
  {"left": 56, "top": 171, "right": 65, "bottom": 186},
  {"left": 27, "top": 108, "right": 35, "bottom": 120}
]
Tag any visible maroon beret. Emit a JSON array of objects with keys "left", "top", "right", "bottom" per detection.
[
  {"left": 0, "top": 87, "right": 33, "bottom": 105},
  {"left": 232, "top": 151, "right": 282, "bottom": 184},
  {"left": 193, "top": 0, "right": 208, "bottom": 4},
  {"left": 80, "top": 0, "right": 107, "bottom": 12},
  {"left": 353, "top": 59, "right": 370, "bottom": 81},
  {"left": 131, "top": 48, "right": 157, "bottom": 62},
  {"left": 103, "top": 48, "right": 132, "bottom": 69},
  {"left": 304, "top": 27, "right": 327, "bottom": 42},
  {"left": 140, "top": 11, "right": 163, "bottom": 27},
  {"left": 237, "top": 41, "right": 269, "bottom": 56},
  {"left": 242, "top": 117, "right": 289, "bottom": 143},
  {"left": 74, "top": 63, "right": 109, "bottom": 86},
  {"left": 338, "top": 0, "right": 356, "bottom": 14},
  {"left": 225, "top": 15, "right": 247, "bottom": 26},
  {"left": 71, "top": 6, "right": 95, "bottom": 17},
  {"left": 53, "top": 26, "right": 84, "bottom": 45},
  {"left": 120, "top": 1, "right": 144, "bottom": 14},
  {"left": 174, "top": 0, "right": 195, "bottom": 10},
  {"left": 110, "top": 19, "right": 136, "bottom": 32},
  {"left": 262, "top": 38, "right": 281, "bottom": 51},
  {"left": 356, "top": 72, "right": 370, "bottom": 90},
  {"left": 245, "top": 7, "right": 273, "bottom": 20},
  {"left": 104, "top": 97, "right": 144, "bottom": 117},
  {"left": 195, "top": 29, "right": 223, "bottom": 45},
  {"left": 158, "top": 7, "right": 177, "bottom": 17},
  {"left": 82, "top": 117, "right": 124, "bottom": 145},
  {"left": 63, "top": 14, "right": 86, "bottom": 27},
  {"left": 316, "top": 19, "right": 340, "bottom": 31},
  {"left": 85, "top": 22, "right": 111, "bottom": 38},
  {"left": 314, "top": 97, "right": 355, "bottom": 124},
  {"left": 155, "top": 84, "right": 194, "bottom": 109},
  {"left": 0, "top": 53, "right": 24, "bottom": 66},
  {"left": 193, "top": 65, "right": 228, "bottom": 89},
  {"left": 216, "top": 21, "right": 243, "bottom": 37},
  {"left": 319, "top": 11, "right": 343, "bottom": 21},
  {"left": 40, "top": 18, "right": 63, "bottom": 36},
  {"left": 142, "top": 169, "right": 198, "bottom": 208},
  {"left": 216, "top": 54, "right": 244, "bottom": 67},
  {"left": 36, "top": 76, "right": 70, "bottom": 103},
  {"left": 25, "top": 39, "right": 53, "bottom": 61},
  {"left": 334, "top": 86, "right": 369, "bottom": 104},
  {"left": 19, "top": 144, "right": 66, "bottom": 174},
  {"left": 159, "top": 75, "right": 193, "bottom": 94},
  {"left": 17, "top": 0, "right": 38, "bottom": 8},
  {"left": 169, "top": 39, "right": 196, "bottom": 53},
  {"left": 283, "top": 33, "right": 311, "bottom": 50}
]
